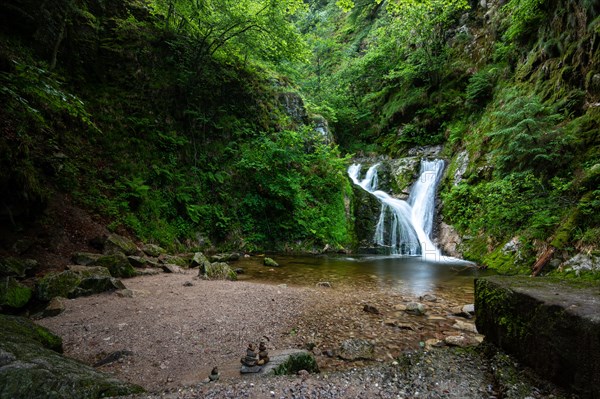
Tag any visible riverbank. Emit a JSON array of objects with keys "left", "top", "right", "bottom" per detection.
[{"left": 34, "top": 269, "right": 571, "bottom": 398}]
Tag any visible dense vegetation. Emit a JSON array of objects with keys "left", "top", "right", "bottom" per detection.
[
  {"left": 1, "top": 0, "right": 598, "bottom": 274},
  {"left": 0, "top": 0, "right": 353, "bottom": 253}
]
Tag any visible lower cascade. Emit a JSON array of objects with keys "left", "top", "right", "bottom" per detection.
[{"left": 349, "top": 160, "right": 446, "bottom": 260}]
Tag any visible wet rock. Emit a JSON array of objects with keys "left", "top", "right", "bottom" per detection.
[
  {"left": 0, "top": 277, "right": 32, "bottom": 309},
  {"left": 0, "top": 257, "right": 37, "bottom": 278},
  {"left": 338, "top": 339, "right": 375, "bottom": 361},
  {"left": 420, "top": 293, "right": 438, "bottom": 302},
  {"left": 363, "top": 304, "right": 380, "bottom": 314},
  {"left": 263, "top": 257, "right": 279, "bottom": 267},
  {"left": 208, "top": 366, "right": 220, "bottom": 381},
  {"left": 438, "top": 222, "right": 463, "bottom": 258},
  {"left": 405, "top": 302, "right": 426, "bottom": 316},
  {"left": 103, "top": 234, "right": 138, "bottom": 256},
  {"left": 142, "top": 244, "right": 165, "bottom": 257},
  {"left": 200, "top": 262, "right": 237, "bottom": 281}
]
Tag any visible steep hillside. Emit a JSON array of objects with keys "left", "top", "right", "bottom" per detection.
[{"left": 0, "top": 0, "right": 354, "bottom": 256}]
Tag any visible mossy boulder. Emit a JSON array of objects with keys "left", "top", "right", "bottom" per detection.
[
  {"left": 263, "top": 257, "right": 279, "bottom": 267},
  {"left": 191, "top": 252, "right": 211, "bottom": 270},
  {"left": 0, "top": 257, "right": 38, "bottom": 278},
  {"left": 0, "top": 277, "right": 33, "bottom": 309},
  {"left": 0, "top": 315, "right": 144, "bottom": 398},
  {"left": 161, "top": 254, "right": 188, "bottom": 267},
  {"left": 92, "top": 253, "right": 137, "bottom": 278},
  {"left": 142, "top": 243, "right": 165, "bottom": 257},
  {"left": 103, "top": 234, "right": 138, "bottom": 256},
  {"left": 199, "top": 262, "right": 237, "bottom": 281},
  {"left": 36, "top": 267, "right": 125, "bottom": 301},
  {"left": 36, "top": 271, "right": 81, "bottom": 302}
]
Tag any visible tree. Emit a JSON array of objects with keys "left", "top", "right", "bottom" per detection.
[{"left": 149, "top": 0, "right": 308, "bottom": 65}]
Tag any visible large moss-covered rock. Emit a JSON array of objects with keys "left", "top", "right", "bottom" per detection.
[
  {"left": 103, "top": 234, "right": 138, "bottom": 256},
  {"left": 36, "top": 271, "right": 82, "bottom": 302},
  {"left": 0, "top": 257, "right": 38, "bottom": 278},
  {"left": 199, "top": 262, "right": 237, "bottom": 281},
  {"left": 36, "top": 267, "right": 125, "bottom": 301},
  {"left": 0, "top": 315, "right": 144, "bottom": 398},
  {"left": 475, "top": 276, "right": 600, "bottom": 398},
  {"left": 161, "top": 254, "right": 188, "bottom": 267},
  {"left": 142, "top": 243, "right": 165, "bottom": 257},
  {"left": 191, "top": 252, "right": 211, "bottom": 270},
  {"left": 0, "top": 277, "right": 32, "bottom": 309},
  {"left": 92, "top": 253, "right": 137, "bottom": 278},
  {"left": 351, "top": 184, "right": 382, "bottom": 251}
]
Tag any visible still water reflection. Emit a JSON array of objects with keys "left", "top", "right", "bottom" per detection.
[{"left": 237, "top": 255, "right": 492, "bottom": 296}]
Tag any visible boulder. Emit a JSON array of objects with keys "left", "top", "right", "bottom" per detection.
[
  {"left": 0, "top": 257, "right": 37, "bottom": 278},
  {"left": 36, "top": 271, "right": 81, "bottom": 302},
  {"left": 0, "top": 315, "right": 143, "bottom": 398},
  {"left": 160, "top": 255, "right": 188, "bottom": 267},
  {"left": 142, "top": 243, "right": 165, "bottom": 257},
  {"left": 405, "top": 302, "right": 427, "bottom": 316},
  {"left": 200, "top": 262, "right": 237, "bottom": 281},
  {"left": 41, "top": 297, "right": 67, "bottom": 318},
  {"left": 127, "top": 256, "right": 147, "bottom": 268},
  {"left": 0, "top": 277, "right": 32, "bottom": 309},
  {"left": 36, "top": 267, "right": 125, "bottom": 302},
  {"left": 162, "top": 264, "right": 184, "bottom": 274},
  {"left": 71, "top": 252, "right": 102, "bottom": 266},
  {"left": 263, "top": 257, "right": 279, "bottom": 267},
  {"left": 191, "top": 252, "right": 211, "bottom": 270},
  {"left": 475, "top": 276, "right": 600, "bottom": 398},
  {"left": 103, "top": 234, "right": 138, "bottom": 256},
  {"left": 92, "top": 253, "right": 137, "bottom": 278},
  {"left": 338, "top": 339, "right": 375, "bottom": 361}
]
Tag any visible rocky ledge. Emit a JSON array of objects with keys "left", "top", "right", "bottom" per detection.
[{"left": 475, "top": 276, "right": 600, "bottom": 398}]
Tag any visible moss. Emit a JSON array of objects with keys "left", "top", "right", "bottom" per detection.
[
  {"left": 0, "top": 314, "right": 63, "bottom": 352},
  {"left": 0, "top": 277, "right": 32, "bottom": 309},
  {"left": 93, "top": 253, "right": 137, "bottom": 278},
  {"left": 36, "top": 271, "right": 82, "bottom": 302},
  {"left": 272, "top": 352, "right": 319, "bottom": 376}
]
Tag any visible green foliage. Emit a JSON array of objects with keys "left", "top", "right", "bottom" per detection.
[
  {"left": 486, "top": 88, "right": 576, "bottom": 179},
  {"left": 442, "top": 172, "right": 570, "bottom": 241},
  {"left": 234, "top": 128, "right": 352, "bottom": 250},
  {"left": 502, "top": 0, "right": 547, "bottom": 43}
]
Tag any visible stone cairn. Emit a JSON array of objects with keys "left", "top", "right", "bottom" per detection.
[
  {"left": 240, "top": 342, "right": 269, "bottom": 373},
  {"left": 208, "top": 366, "right": 220, "bottom": 382}
]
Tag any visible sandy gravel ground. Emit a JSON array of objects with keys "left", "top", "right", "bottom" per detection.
[{"left": 36, "top": 270, "right": 569, "bottom": 399}]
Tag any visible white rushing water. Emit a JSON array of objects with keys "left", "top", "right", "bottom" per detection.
[{"left": 349, "top": 160, "right": 446, "bottom": 261}]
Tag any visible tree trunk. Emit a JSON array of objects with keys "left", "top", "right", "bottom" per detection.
[{"left": 531, "top": 246, "right": 555, "bottom": 277}]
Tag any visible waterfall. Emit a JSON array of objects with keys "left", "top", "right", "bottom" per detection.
[{"left": 349, "top": 160, "right": 445, "bottom": 260}]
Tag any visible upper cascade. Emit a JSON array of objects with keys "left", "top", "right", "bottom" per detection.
[{"left": 349, "top": 160, "right": 447, "bottom": 261}]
